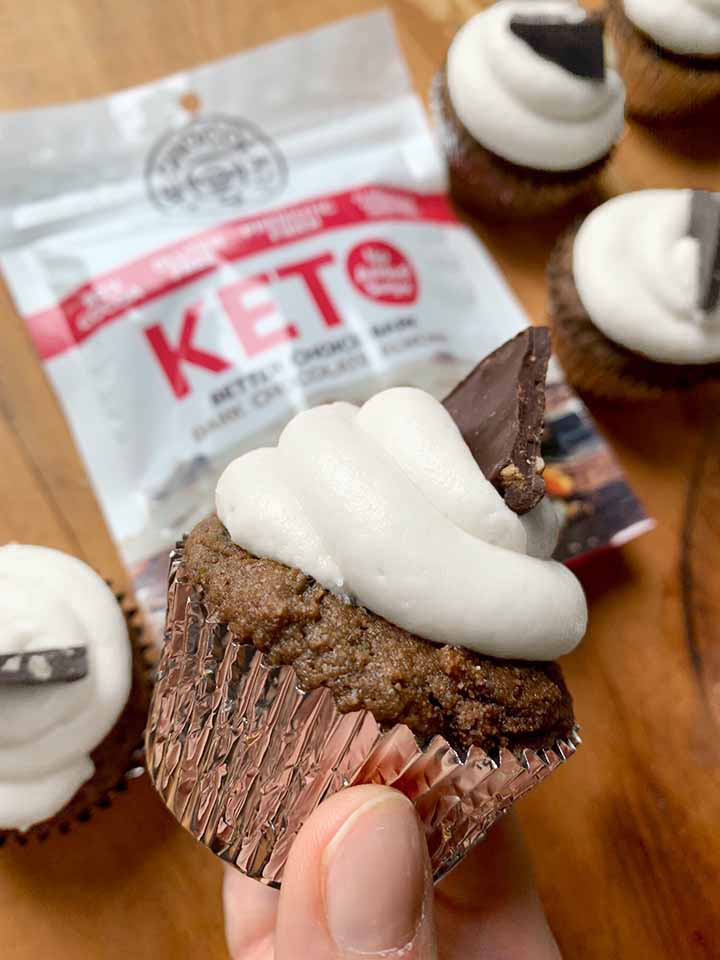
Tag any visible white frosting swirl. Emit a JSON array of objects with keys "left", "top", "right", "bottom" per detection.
[
  {"left": 0, "top": 546, "right": 131, "bottom": 832},
  {"left": 446, "top": 1, "right": 626, "bottom": 171},
  {"left": 623, "top": 0, "right": 720, "bottom": 56},
  {"left": 216, "top": 388, "right": 587, "bottom": 661},
  {"left": 573, "top": 189, "right": 720, "bottom": 364}
]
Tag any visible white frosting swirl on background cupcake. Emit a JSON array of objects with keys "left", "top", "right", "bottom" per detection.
[
  {"left": 0, "top": 546, "right": 132, "bottom": 832},
  {"left": 217, "top": 388, "right": 587, "bottom": 661},
  {"left": 446, "top": 0, "right": 626, "bottom": 171},
  {"left": 573, "top": 189, "right": 720, "bottom": 364},
  {"left": 623, "top": 0, "right": 720, "bottom": 57}
]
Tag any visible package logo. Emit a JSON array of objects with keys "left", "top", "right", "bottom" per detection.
[
  {"left": 346, "top": 240, "right": 418, "bottom": 304},
  {"left": 146, "top": 114, "right": 287, "bottom": 214}
]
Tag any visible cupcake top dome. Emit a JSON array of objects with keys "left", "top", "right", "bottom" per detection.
[
  {"left": 573, "top": 189, "right": 720, "bottom": 365},
  {"left": 446, "top": 0, "right": 625, "bottom": 171},
  {"left": 0, "top": 545, "right": 132, "bottom": 832},
  {"left": 623, "top": 0, "right": 720, "bottom": 57},
  {"left": 216, "top": 387, "right": 587, "bottom": 661}
]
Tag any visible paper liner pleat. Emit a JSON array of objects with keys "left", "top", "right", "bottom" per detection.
[{"left": 146, "top": 544, "right": 579, "bottom": 886}]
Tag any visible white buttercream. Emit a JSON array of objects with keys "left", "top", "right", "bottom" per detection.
[
  {"left": 623, "top": 0, "right": 720, "bottom": 56},
  {"left": 573, "top": 189, "right": 720, "bottom": 364},
  {"left": 217, "top": 388, "right": 587, "bottom": 661},
  {"left": 0, "top": 546, "right": 131, "bottom": 832},
  {"left": 446, "top": 1, "right": 626, "bottom": 171}
]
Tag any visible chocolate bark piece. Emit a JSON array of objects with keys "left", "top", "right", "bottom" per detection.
[
  {"left": 688, "top": 190, "right": 720, "bottom": 312},
  {"left": 0, "top": 646, "right": 88, "bottom": 685},
  {"left": 509, "top": 14, "right": 605, "bottom": 81},
  {"left": 443, "top": 328, "right": 550, "bottom": 515}
]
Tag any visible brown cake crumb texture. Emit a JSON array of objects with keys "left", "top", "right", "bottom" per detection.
[
  {"left": 548, "top": 223, "right": 720, "bottom": 400},
  {"left": 184, "top": 515, "right": 575, "bottom": 755}
]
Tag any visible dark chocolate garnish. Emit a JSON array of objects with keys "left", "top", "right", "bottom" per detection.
[
  {"left": 443, "top": 328, "right": 551, "bottom": 515},
  {"left": 688, "top": 190, "right": 720, "bottom": 312},
  {"left": 509, "top": 14, "right": 605, "bottom": 81},
  {"left": 0, "top": 646, "right": 88, "bottom": 685}
]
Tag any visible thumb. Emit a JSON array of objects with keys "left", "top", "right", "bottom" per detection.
[{"left": 275, "top": 784, "right": 437, "bottom": 960}]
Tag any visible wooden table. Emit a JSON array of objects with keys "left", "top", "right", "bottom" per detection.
[{"left": 1, "top": 1, "right": 719, "bottom": 957}]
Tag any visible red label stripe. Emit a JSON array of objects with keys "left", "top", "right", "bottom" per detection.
[{"left": 24, "top": 186, "right": 457, "bottom": 362}]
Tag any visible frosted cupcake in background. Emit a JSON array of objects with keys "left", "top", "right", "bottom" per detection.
[
  {"left": 0, "top": 546, "right": 151, "bottom": 844},
  {"left": 432, "top": 1, "right": 626, "bottom": 219},
  {"left": 147, "top": 329, "right": 588, "bottom": 886},
  {"left": 607, "top": 0, "right": 720, "bottom": 119},
  {"left": 548, "top": 188, "right": 720, "bottom": 400}
]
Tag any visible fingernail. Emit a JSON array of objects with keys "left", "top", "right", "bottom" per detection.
[{"left": 323, "top": 791, "right": 426, "bottom": 956}]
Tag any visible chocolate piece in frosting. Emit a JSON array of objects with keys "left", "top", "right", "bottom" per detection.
[
  {"left": 688, "top": 190, "right": 720, "bottom": 312},
  {"left": 509, "top": 14, "right": 605, "bottom": 81},
  {"left": 443, "top": 327, "right": 550, "bottom": 515},
  {"left": 0, "top": 645, "right": 88, "bottom": 685}
]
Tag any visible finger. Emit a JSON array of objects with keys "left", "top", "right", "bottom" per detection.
[
  {"left": 275, "top": 784, "right": 438, "bottom": 960},
  {"left": 434, "top": 813, "right": 561, "bottom": 959},
  {"left": 223, "top": 865, "right": 279, "bottom": 960}
]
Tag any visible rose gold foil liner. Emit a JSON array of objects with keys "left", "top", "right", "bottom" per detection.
[{"left": 146, "top": 544, "right": 580, "bottom": 886}]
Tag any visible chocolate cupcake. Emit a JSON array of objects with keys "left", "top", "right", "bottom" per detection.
[
  {"left": 0, "top": 546, "right": 151, "bottom": 844},
  {"left": 548, "top": 189, "right": 720, "bottom": 400},
  {"left": 147, "top": 330, "right": 588, "bottom": 885},
  {"left": 607, "top": 0, "right": 720, "bottom": 119},
  {"left": 431, "top": 1, "right": 625, "bottom": 220}
]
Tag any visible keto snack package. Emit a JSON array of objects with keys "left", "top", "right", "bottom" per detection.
[{"left": 0, "top": 11, "right": 651, "bottom": 637}]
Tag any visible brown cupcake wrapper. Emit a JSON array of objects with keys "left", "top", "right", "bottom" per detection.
[
  {"left": 607, "top": 0, "right": 720, "bottom": 118},
  {"left": 547, "top": 222, "right": 720, "bottom": 400},
  {"left": 430, "top": 69, "right": 612, "bottom": 220},
  {"left": 0, "top": 594, "right": 155, "bottom": 847},
  {"left": 146, "top": 543, "right": 580, "bottom": 887}
]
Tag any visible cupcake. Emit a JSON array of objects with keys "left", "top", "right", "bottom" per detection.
[
  {"left": 548, "top": 188, "right": 720, "bottom": 400},
  {"left": 0, "top": 545, "right": 151, "bottom": 844},
  {"left": 607, "top": 0, "right": 720, "bottom": 119},
  {"left": 146, "top": 328, "right": 588, "bottom": 885},
  {"left": 431, "top": 1, "right": 626, "bottom": 219}
]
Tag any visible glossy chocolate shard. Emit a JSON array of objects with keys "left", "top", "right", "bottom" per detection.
[
  {"left": 0, "top": 645, "right": 88, "bottom": 685},
  {"left": 443, "top": 327, "right": 550, "bottom": 515},
  {"left": 688, "top": 190, "right": 720, "bottom": 312},
  {"left": 509, "top": 14, "right": 605, "bottom": 81}
]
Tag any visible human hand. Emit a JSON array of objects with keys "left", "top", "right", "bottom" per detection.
[{"left": 223, "top": 784, "right": 561, "bottom": 959}]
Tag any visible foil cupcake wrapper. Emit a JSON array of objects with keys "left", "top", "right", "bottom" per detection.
[{"left": 146, "top": 544, "right": 580, "bottom": 886}]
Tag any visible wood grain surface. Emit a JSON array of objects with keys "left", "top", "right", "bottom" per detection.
[{"left": 1, "top": 1, "right": 719, "bottom": 958}]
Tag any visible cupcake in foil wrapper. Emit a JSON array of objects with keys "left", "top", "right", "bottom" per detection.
[
  {"left": 430, "top": 68, "right": 612, "bottom": 223},
  {"left": 146, "top": 544, "right": 579, "bottom": 886},
  {"left": 0, "top": 593, "right": 154, "bottom": 847}
]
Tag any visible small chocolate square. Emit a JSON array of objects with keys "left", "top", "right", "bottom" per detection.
[
  {"left": 0, "top": 645, "right": 88, "bottom": 685},
  {"left": 509, "top": 14, "right": 605, "bottom": 81},
  {"left": 688, "top": 190, "right": 720, "bottom": 312}
]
